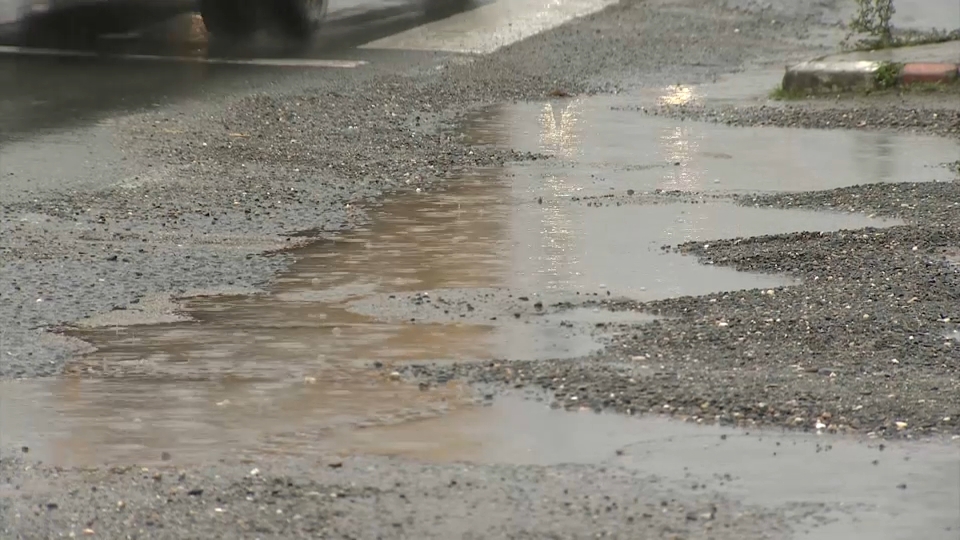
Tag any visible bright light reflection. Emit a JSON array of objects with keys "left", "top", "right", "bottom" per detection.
[
  {"left": 533, "top": 99, "right": 584, "bottom": 291},
  {"left": 657, "top": 84, "right": 700, "bottom": 107},
  {"left": 656, "top": 86, "right": 710, "bottom": 245},
  {"left": 658, "top": 125, "right": 703, "bottom": 193},
  {"left": 538, "top": 99, "right": 583, "bottom": 161}
]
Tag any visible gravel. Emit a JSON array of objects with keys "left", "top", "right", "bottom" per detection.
[
  {"left": 1, "top": 453, "right": 807, "bottom": 540},
  {"left": 635, "top": 96, "right": 960, "bottom": 137}
]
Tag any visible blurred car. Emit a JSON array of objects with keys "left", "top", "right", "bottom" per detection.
[
  {"left": 8, "top": 0, "right": 470, "bottom": 44},
  {"left": 200, "top": 0, "right": 471, "bottom": 40}
]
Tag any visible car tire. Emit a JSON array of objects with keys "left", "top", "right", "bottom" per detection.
[
  {"left": 423, "top": 0, "right": 471, "bottom": 20},
  {"left": 200, "top": 0, "right": 258, "bottom": 39},
  {"left": 271, "top": 0, "right": 328, "bottom": 41}
]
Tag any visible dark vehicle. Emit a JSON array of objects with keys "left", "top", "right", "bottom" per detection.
[
  {"left": 9, "top": 0, "right": 471, "bottom": 43},
  {"left": 199, "top": 0, "right": 328, "bottom": 40},
  {"left": 199, "top": 0, "right": 471, "bottom": 40}
]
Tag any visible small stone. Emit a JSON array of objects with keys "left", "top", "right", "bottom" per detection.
[
  {"left": 161, "top": 451, "right": 172, "bottom": 461},
  {"left": 83, "top": 529, "right": 95, "bottom": 536},
  {"left": 389, "top": 371, "right": 402, "bottom": 380}
]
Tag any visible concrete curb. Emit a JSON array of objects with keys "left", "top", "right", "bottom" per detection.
[{"left": 781, "top": 60, "right": 959, "bottom": 94}]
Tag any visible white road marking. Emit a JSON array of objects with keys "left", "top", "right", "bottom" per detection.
[
  {"left": 0, "top": 45, "right": 367, "bottom": 68},
  {"left": 360, "top": 0, "right": 619, "bottom": 54}
]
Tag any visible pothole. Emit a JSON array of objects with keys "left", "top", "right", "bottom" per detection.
[{"left": 1, "top": 97, "right": 925, "bottom": 470}]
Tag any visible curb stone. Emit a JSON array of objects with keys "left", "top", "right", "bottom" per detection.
[{"left": 781, "top": 60, "right": 960, "bottom": 94}]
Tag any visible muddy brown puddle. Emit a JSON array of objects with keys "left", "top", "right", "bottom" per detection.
[{"left": 0, "top": 95, "right": 939, "bottom": 480}]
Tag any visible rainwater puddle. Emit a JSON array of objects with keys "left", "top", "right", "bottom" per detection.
[
  {"left": 463, "top": 95, "right": 960, "bottom": 195},
  {"left": 337, "top": 394, "right": 960, "bottom": 540},
  {"left": 0, "top": 376, "right": 471, "bottom": 467},
  {"left": 0, "top": 98, "right": 912, "bottom": 469}
]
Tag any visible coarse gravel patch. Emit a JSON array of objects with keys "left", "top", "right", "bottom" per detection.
[
  {"left": 0, "top": 452, "right": 826, "bottom": 540},
  {"left": 635, "top": 100, "right": 960, "bottom": 137},
  {"left": 344, "top": 287, "right": 619, "bottom": 325}
]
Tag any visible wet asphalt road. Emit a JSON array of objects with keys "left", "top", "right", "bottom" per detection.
[
  {"left": 0, "top": 0, "right": 475, "bottom": 144},
  {"left": 2, "top": 0, "right": 960, "bottom": 538}
]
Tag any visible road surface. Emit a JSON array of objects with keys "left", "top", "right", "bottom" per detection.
[{"left": 1, "top": 0, "right": 959, "bottom": 539}]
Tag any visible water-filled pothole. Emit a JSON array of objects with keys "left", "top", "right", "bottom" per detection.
[{"left": 0, "top": 100, "right": 913, "bottom": 469}]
